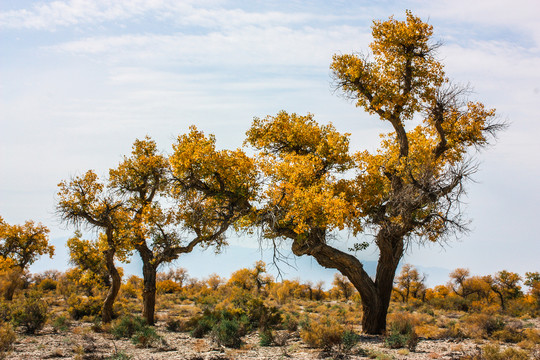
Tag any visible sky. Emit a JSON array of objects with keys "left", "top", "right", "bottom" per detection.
[{"left": 1, "top": 0, "right": 539, "bottom": 287}]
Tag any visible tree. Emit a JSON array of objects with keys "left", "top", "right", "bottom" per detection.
[
  {"left": 66, "top": 231, "right": 111, "bottom": 296},
  {"left": 332, "top": 273, "right": 355, "bottom": 300},
  {"left": 245, "top": 12, "right": 503, "bottom": 334},
  {"left": 57, "top": 170, "right": 130, "bottom": 323},
  {"left": 490, "top": 270, "right": 522, "bottom": 311},
  {"left": 109, "top": 131, "right": 258, "bottom": 325},
  {"left": 0, "top": 216, "right": 54, "bottom": 300},
  {"left": 393, "top": 264, "right": 426, "bottom": 302},
  {"left": 524, "top": 272, "right": 540, "bottom": 309}
]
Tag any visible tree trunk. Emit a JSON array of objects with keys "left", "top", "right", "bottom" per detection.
[
  {"left": 290, "top": 229, "right": 403, "bottom": 335},
  {"left": 142, "top": 260, "right": 157, "bottom": 325},
  {"left": 137, "top": 243, "right": 158, "bottom": 326},
  {"left": 102, "top": 249, "right": 121, "bottom": 323}
]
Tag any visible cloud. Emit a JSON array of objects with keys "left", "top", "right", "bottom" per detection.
[
  {"left": 47, "top": 25, "right": 369, "bottom": 68},
  {"left": 0, "top": 0, "right": 365, "bottom": 31},
  {"left": 419, "top": 0, "right": 540, "bottom": 48}
]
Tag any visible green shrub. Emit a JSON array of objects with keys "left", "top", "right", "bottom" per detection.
[
  {"left": 259, "top": 329, "right": 274, "bottom": 346},
  {"left": 385, "top": 317, "right": 418, "bottom": 351},
  {"left": 11, "top": 292, "right": 48, "bottom": 334},
  {"left": 105, "top": 351, "right": 133, "bottom": 360},
  {"left": 212, "top": 318, "right": 242, "bottom": 348},
  {"left": 341, "top": 330, "right": 361, "bottom": 352},
  {"left": 52, "top": 314, "right": 71, "bottom": 332},
  {"left": 190, "top": 316, "right": 215, "bottom": 338},
  {"left": 111, "top": 315, "right": 147, "bottom": 339},
  {"left": 131, "top": 326, "right": 162, "bottom": 348}
]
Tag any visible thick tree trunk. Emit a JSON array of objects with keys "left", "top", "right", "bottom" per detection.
[
  {"left": 102, "top": 249, "right": 121, "bottom": 323},
  {"left": 137, "top": 243, "right": 158, "bottom": 326},
  {"left": 290, "top": 229, "right": 403, "bottom": 335},
  {"left": 142, "top": 260, "right": 157, "bottom": 325}
]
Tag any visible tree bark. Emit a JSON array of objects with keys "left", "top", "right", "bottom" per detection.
[
  {"left": 290, "top": 229, "right": 403, "bottom": 335},
  {"left": 102, "top": 249, "right": 121, "bottom": 323},
  {"left": 142, "top": 260, "right": 157, "bottom": 325},
  {"left": 137, "top": 244, "right": 158, "bottom": 325}
]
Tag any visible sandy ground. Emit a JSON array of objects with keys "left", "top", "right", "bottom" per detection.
[{"left": 6, "top": 320, "right": 532, "bottom": 360}]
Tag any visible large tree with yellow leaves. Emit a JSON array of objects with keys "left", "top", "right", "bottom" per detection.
[{"left": 245, "top": 11, "right": 503, "bottom": 334}]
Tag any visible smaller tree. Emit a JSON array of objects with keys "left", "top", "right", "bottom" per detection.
[
  {"left": 490, "top": 270, "right": 522, "bottom": 311},
  {"left": 57, "top": 171, "right": 131, "bottom": 323},
  {"left": 0, "top": 216, "right": 54, "bottom": 300},
  {"left": 332, "top": 273, "right": 355, "bottom": 300},
  {"left": 66, "top": 231, "right": 111, "bottom": 296},
  {"left": 524, "top": 272, "right": 540, "bottom": 309},
  {"left": 393, "top": 264, "right": 426, "bottom": 302}
]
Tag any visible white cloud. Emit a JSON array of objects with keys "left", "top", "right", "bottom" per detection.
[
  {"left": 47, "top": 25, "right": 369, "bottom": 69},
  {"left": 0, "top": 0, "right": 364, "bottom": 31}
]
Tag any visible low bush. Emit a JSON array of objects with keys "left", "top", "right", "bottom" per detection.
[
  {"left": 463, "top": 343, "right": 530, "bottom": 360},
  {"left": 131, "top": 326, "right": 163, "bottom": 348},
  {"left": 341, "top": 330, "right": 361, "bottom": 352},
  {"left": 67, "top": 294, "right": 102, "bottom": 320},
  {"left": 212, "top": 318, "right": 242, "bottom": 348},
  {"left": 259, "top": 329, "right": 274, "bottom": 346},
  {"left": 300, "top": 316, "right": 344, "bottom": 350},
  {"left": 111, "top": 315, "right": 147, "bottom": 339},
  {"left": 165, "top": 315, "right": 186, "bottom": 332},
  {"left": 385, "top": 314, "right": 418, "bottom": 351},
  {"left": 0, "top": 322, "right": 16, "bottom": 358},
  {"left": 51, "top": 314, "right": 71, "bottom": 332},
  {"left": 456, "top": 313, "right": 506, "bottom": 339},
  {"left": 11, "top": 292, "right": 48, "bottom": 334}
]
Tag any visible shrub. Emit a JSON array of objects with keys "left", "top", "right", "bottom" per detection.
[
  {"left": 281, "top": 312, "right": 298, "bottom": 332},
  {"left": 385, "top": 315, "right": 418, "bottom": 351},
  {"left": 157, "top": 279, "right": 182, "bottom": 294},
  {"left": 52, "top": 314, "right": 71, "bottom": 332},
  {"left": 67, "top": 294, "right": 102, "bottom": 320},
  {"left": 111, "top": 315, "right": 147, "bottom": 339},
  {"left": 341, "top": 330, "right": 361, "bottom": 352},
  {"left": 11, "top": 292, "right": 48, "bottom": 334},
  {"left": 300, "top": 316, "right": 344, "bottom": 350},
  {"left": 457, "top": 313, "right": 506, "bottom": 339},
  {"left": 131, "top": 326, "right": 163, "bottom": 348},
  {"left": 259, "top": 329, "right": 274, "bottom": 346},
  {"left": 212, "top": 318, "right": 242, "bottom": 348},
  {"left": 0, "top": 322, "right": 16, "bottom": 358},
  {"left": 106, "top": 351, "right": 133, "bottom": 360},
  {"left": 244, "top": 298, "right": 281, "bottom": 331},
  {"left": 37, "top": 278, "right": 58, "bottom": 292},
  {"left": 464, "top": 344, "right": 530, "bottom": 360},
  {"left": 188, "top": 310, "right": 219, "bottom": 338},
  {"left": 0, "top": 301, "right": 10, "bottom": 322},
  {"left": 165, "top": 316, "right": 186, "bottom": 332}
]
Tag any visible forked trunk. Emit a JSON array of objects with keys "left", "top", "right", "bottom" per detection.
[
  {"left": 102, "top": 249, "right": 121, "bottom": 323},
  {"left": 290, "top": 229, "right": 403, "bottom": 335}
]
